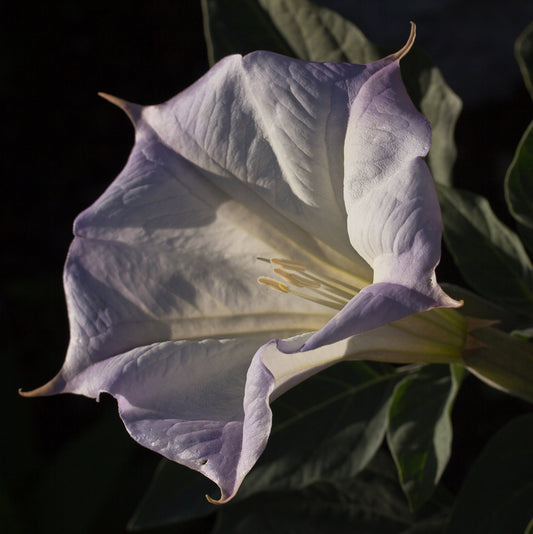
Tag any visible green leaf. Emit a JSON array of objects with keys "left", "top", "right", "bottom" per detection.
[
  {"left": 505, "top": 121, "right": 533, "bottom": 253},
  {"left": 446, "top": 413, "right": 533, "bottom": 534},
  {"left": 213, "top": 451, "right": 451, "bottom": 534},
  {"left": 127, "top": 460, "right": 217, "bottom": 531},
  {"left": 237, "top": 361, "right": 400, "bottom": 499},
  {"left": 129, "top": 362, "right": 400, "bottom": 530},
  {"left": 202, "top": 0, "right": 461, "bottom": 185},
  {"left": 516, "top": 20, "right": 533, "bottom": 101},
  {"left": 257, "top": 0, "right": 381, "bottom": 63},
  {"left": 387, "top": 364, "right": 465, "bottom": 510},
  {"left": 438, "top": 184, "right": 533, "bottom": 316}
]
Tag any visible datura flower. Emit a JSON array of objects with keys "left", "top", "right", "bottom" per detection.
[{"left": 22, "top": 24, "right": 464, "bottom": 503}]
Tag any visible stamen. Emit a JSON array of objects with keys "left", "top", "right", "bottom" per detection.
[
  {"left": 257, "top": 257, "right": 359, "bottom": 311},
  {"left": 297, "top": 272, "right": 355, "bottom": 299},
  {"left": 258, "top": 277, "right": 290, "bottom": 293},
  {"left": 285, "top": 289, "right": 345, "bottom": 310},
  {"left": 270, "top": 258, "right": 307, "bottom": 271},
  {"left": 273, "top": 268, "right": 321, "bottom": 288}
]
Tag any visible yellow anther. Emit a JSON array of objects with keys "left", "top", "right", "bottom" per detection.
[
  {"left": 257, "top": 256, "right": 360, "bottom": 311},
  {"left": 270, "top": 258, "right": 306, "bottom": 272},
  {"left": 257, "top": 277, "right": 290, "bottom": 293}
]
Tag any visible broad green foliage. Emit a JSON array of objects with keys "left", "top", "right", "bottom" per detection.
[
  {"left": 511, "top": 19, "right": 533, "bottom": 253},
  {"left": 446, "top": 414, "right": 533, "bottom": 534},
  {"left": 212, "top": 452, "right": 451, "bottom": 534},
  {"left": 202, "top": 0, "right": 461, "bottom": 185},
  {"left": 387, "top": 365, "right": 465, "bottom": 511},
  {"left": 438, "top": 184, "right": 533, "bottom": 317},
  {"left": 516, "top": 20, "right": 533, "bottom": 101},
  {"left": 128, "top": 461, "right": 216, "bottom": 530},
  {"left": 505, "top": 121, "right": 533, "bottom": 254},
  {"left": 133, "top": 451, "right": 453, "bottom": 533},
  {"left": 257, "top": 0, "right": 381, "bottom": 63},
  {"left": 238, "top": 362, "right": 399, "bottom": 498}
]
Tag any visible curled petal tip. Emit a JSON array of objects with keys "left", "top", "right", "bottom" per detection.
[
  {"left": 447, "top": 296, "right": 464, "bottom": 309},
  {"left": 389, "top": 21, "right": 416, "bottom": 61},
  {"left": 18, "top": 385, "right": 49, "bottom": 398},
  {"left": 18, "top": 375, "right": 65, "bottom": 398},
  {"left": 435, "top": 286, "right": 463, "bottom": 309},
  {"left": 205, "top": 493, "right": 226, "bottom": 505},
  {"left": 97, "top": 92, "right": 142, "bottom": 125}
]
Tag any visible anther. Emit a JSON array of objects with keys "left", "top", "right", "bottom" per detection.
[
  {"left": 257, "top": 256, "right": 359, "bottom": 311},
  {"left": 270, "top": 258, "right": 307, "bottom": 271},
  {"left": 257, "top": 277, "right": 290, "bottom": 293}
]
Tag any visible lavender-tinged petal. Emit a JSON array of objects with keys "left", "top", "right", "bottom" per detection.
[
  {"left": 299, "top": 283, "right": 457, "bottom": 352},
  {"left": 53, "top": 337, "right": 275, "bottom": 503},
  {"left": 344, "top": 60, "right": 453, "bottom": 298}
]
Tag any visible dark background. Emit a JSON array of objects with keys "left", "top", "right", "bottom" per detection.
[{"left": 3, "top": 1, "right": 533, "bottom": 532}]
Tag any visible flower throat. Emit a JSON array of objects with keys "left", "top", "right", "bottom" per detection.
[{"left": 257, "top": 257, "right": 359, "bottom": 310}]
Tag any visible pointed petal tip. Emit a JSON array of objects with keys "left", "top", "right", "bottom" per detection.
[
  {"left": 388, "top": 21, "right": 416, "bottom": 61},
  {"left": 18, "top": 383, "right": 52, "bottom": 398},
  {"left": 205, "top": 492, "right": 232, "bottom": 505},
  {"left": 434, "top": 284, "right": 463, "bottom": 310},
  {"left": 97, "top": 92, "right": 142, "bottom": 124},
  {"left": 205, "top": 493, "right": 221, "bottom": 505},
  {"left": 444, "top": 295, "right": 464, "bottom": 309},
  {"left": 18, "top": 375, "right": 66, "bottom": 398}
]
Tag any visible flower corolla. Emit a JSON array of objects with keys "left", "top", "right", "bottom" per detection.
[{"left": 22, "top": 24, "right": 462, "bottom": 503}]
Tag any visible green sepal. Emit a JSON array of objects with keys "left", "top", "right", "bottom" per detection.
[{"left": 464, "top": 326, "right": 533, "bottom": 404}]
